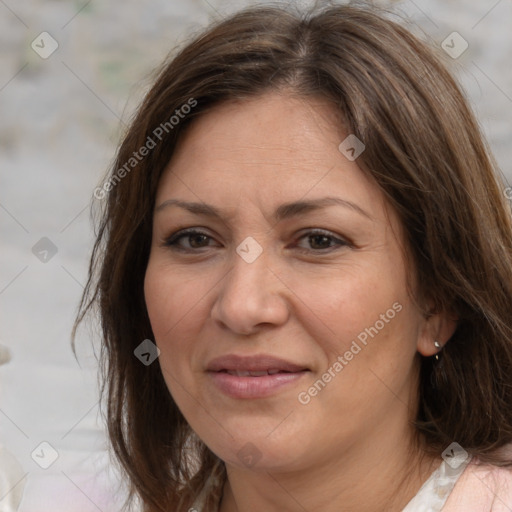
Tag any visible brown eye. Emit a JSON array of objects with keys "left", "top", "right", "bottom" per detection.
[
  {"left": 164, "top": 229, "right": 216, "bottom": 251},
  {"left": 295, "top": 230, "right": 349, "bottom": 253},
  {"left": 163, "top": 228, "right": 349, "bottom": 254}
]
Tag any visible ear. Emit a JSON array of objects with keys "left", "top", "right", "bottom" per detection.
[{"left": 416, "top": 304, "right": 458, "bottom": 357}]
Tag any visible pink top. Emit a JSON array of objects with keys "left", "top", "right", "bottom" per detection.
[
  {"left": 442, "top": 457, "right": 512, "bottom": 511},
  {"left": 190, "top": 450, "right": 512, "bottom": 511}
]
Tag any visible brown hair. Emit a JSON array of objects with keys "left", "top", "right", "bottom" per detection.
[{"left": 73, "top": 2, "right": 512, "bottom": 510}]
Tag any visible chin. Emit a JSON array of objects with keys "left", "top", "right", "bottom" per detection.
[{"left": 196, "top": 420, "right": 314, "bottom": 472}]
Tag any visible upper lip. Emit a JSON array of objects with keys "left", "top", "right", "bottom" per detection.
[{"left": 206, "top": 354, "right": 309, "bottom": 373}]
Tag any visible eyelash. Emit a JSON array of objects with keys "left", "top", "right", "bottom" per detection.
[{"left": 162, "top": 228, "right": 350, "bottom": 254}]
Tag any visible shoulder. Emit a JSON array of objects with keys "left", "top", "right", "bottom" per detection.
[{"left": 443, "top": 451, "right": 512, "bottom": 511}]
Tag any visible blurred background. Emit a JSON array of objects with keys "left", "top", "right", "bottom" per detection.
[{"left": 1, "top": 0, "right": 511, "bottom": 510}]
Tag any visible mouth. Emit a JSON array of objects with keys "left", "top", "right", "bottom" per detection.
[
  {"left": 206, "top": 354, "right": 310, "bottom": 399},
  {"left": 220, "top": 369, "right": 294, "bottom": 377},
  {"left": 207, "top": 354, "right": 309, "bottom": 373}
]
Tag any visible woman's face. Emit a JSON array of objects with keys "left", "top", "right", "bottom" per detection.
[{"left": 144, "top": 92, "right": 441, "bottom": 472}]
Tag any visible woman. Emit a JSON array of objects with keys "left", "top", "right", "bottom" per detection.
[{"left": 74, "top": 3, "right": 512, "bottom": 511}]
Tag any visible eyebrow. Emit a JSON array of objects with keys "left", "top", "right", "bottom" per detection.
[{"left": 155, "top": 196, "right": 373, "bottom": 222}]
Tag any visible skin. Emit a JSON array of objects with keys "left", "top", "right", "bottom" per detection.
[{"left": 144, "top": 91, "right": 458, "bottom": 511}]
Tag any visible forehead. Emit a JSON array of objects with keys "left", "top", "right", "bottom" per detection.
[
  {"left": 155, "top": 91, "right": 387, "bottom": 223},
  {"left": 169, "top": 92, "right": 345, "bottom": 164}
]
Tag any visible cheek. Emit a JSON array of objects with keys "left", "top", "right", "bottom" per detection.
[
  {"left": 292, "top": 258, "right": 418, "bottom": 412},
  {"left": 144, "top": 263, "right": 204, "bottom": 409},
  {"left": 144, "top": 265, "right": 171, "bottom": 341},
  {"left": 143, "top": 262, "right": 200, "bottom": 366},
  {"left": 144, "top": 259, "right": 207, "bottom": 338},
  {"left": 289, "top": 260, "right": 405, "bottom": 358},
  {"left": 311, "top": 297, "right": 419, "bottom": 422}
]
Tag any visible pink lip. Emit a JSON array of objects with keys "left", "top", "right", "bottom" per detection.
[{"left": 206, "top": 354, "right": 310, "bottom": 399}]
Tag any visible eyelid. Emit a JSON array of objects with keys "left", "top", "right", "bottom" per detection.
[
  {"left": 294, "top": 228, "right": 351, "bottom": 252},
  {"left": 162, "top": 227, "right": 351, "bottom": 253},
  {"left": 161, "top": 228, "right": 219, "bottom": 250}
]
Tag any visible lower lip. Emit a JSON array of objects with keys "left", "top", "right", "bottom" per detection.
[{"left": 208, "top": 371, "right": 309, "bottom": 399}]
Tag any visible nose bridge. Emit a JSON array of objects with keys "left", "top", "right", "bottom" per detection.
[
  {"left": 212, "top": 236, "right": 289, "bottom": 334},
  {"left": 230, "top": 237, "right": 269, "bottom": 297}
]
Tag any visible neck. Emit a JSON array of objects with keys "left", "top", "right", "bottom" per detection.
[{"left": 218, "top": 429, "right": 441, "bottom": 512}]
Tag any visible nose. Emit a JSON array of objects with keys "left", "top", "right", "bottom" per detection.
[{"left": 210, "top": 246, "right": 290, "bottom": 336}]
